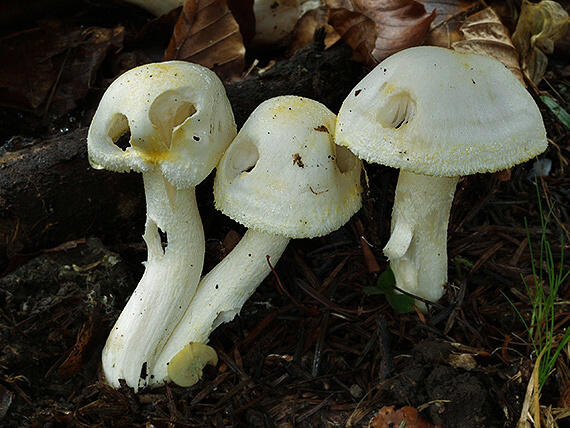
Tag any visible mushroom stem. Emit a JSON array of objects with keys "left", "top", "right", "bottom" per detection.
[
  {"left": 101, "top": 168, "right": 204, "bottom": 390},
  {"left": 383, "top": 170, "right": 459, "bottom": 311},
  {"left": 151, "top": 229, "right": 290, "bottom": 386}
]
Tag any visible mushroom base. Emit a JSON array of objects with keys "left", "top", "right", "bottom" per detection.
[
  {"left": 150, "top": 229, "right": 290, "bottom": 387},
  {"left": 383, "top": 170, "right": 459, "bottom": 311},
  {"left": 101, "top": 170, "right": 205, "bottom": 391}
]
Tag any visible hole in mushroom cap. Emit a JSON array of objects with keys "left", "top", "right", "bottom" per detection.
[
  {"left": 149, "top": 90, "right": 197, "bottom": 149},
  {"left": 224, "top": 138, "right": 260, "bottom": 181},
  {"left": 335, "top": 145, "right": 357, "bottom": 174},
  {"left": 376, "top": 92, "right": 415, "bottom": 129},
  {"left": 108, "top": 113, "right": 131, "bottom": 151}
]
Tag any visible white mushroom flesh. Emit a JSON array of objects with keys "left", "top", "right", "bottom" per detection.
[{"left": 384, "top": 171, "right": 459, "bottom": 310}]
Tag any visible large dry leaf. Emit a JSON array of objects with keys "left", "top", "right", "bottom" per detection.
[
  {"left": 452, "top": 7, "right": 524, "bottom": 84},
  {"left": 328, "top": 7, "right": 377, "bottom": 67},
  {"left": 512, "top": 0, "right": 569, "bottom": 85},
  {"left": 324, "top": 0, "right": 434, "bottom": 67},
  {"left": 286, "top": 3, "right": 373, "bottom": 62},
  {"left": 420, "top": 0, "right": 480, "bottom": 47},
  {"left": 164, "top": 0, "right": 245, "bottom": 81},
  {"left": 354, "top": 0, "right": 436, "bottom": 62},
  {"left": 287, "top": 7, "right": 341, "bottom": 55}
]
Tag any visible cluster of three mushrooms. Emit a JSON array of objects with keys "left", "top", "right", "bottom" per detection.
[
  {"left": 88, "top": 62, "right": 363, "bottom": 390},
  {"left": 89, "top": 45, "right": 547, "bottom": 390}
]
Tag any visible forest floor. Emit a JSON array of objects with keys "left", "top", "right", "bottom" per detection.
[{"left": 0, "top": 1, "right": 569, "bottom": 427}]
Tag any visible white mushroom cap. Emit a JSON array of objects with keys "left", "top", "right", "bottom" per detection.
[
  {"left": 336, "top": 46, "right": 548, "bottom": 177},
  {"left": 215, "top": 96, "right": 363, "bottom": 239},
  {"left": 88, "top": 61, "right": 236, "bottom": 188}
]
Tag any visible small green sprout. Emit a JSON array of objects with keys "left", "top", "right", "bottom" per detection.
[{"left": 363, "top": 267, "right": 415, "bottom": 313}]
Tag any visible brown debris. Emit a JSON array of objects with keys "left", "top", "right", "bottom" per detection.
[
  {"left": 164, "top": 0, "right": 246, "bottom": 81},
  {"left": 370, "top": 405, "right": 441, "bottom": 427},
  {"left": 0, "top": 21, "right": 124, "bottom": 118},
  {"left": 0, "top": 1, "right": 569, "bottom": 427}
]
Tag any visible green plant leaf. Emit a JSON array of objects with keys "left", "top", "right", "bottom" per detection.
[
  {"left": 363, "top": 286, "right": 384, "bottom": 296},
  {"left": 540, "top": 95, "right": 570, "bottom": 129},
  {"left": 362, "top": 267, "right": 415, "bottom": 313},
  {"left": 506, "top": 182, "right": 570, "bottom": 393},
  {"left": 363, "top": 268, "right": 397, "bottom": 296},
  {"left": 375, "top": 267, "right": 397, "bottom": 293},
  {"left": 386, "top": 293, "right": 415, "bottom": 313}
]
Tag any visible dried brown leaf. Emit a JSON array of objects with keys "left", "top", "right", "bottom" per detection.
[
  {"left": 370, "top": 405, "right": 441, "bottom": 428},
  {"left": 360, "top": 235, "right": 380, "bottom": 273},
  {"left": 452, "top": 7, "right": 524, "bottom": 84},
  {"left": 326, "top": 0, "right": 435, "bottom": 67},
  {"left": 354, "top": 0, "right": 436, "bottom": 62},
  {"left": 446, "top": 352, "right": 477, "bottom": 370},
  {"left": 325, "top": 0, "right": 352, "bottom": 8},
  {"left": 287, "top": 7, "right": 341, "bottom": 56},
  {"left": 58, "top": 322, "right": 94, "bottom": 377},
  {"left": 421, "top": 0, "right": 480, "bottom": 47},
  {"left": 58, "top": 307, "right": 102, "bottom": 377},
  {"left": 512, "top": 0, "right": 570, "bottom": 85},
  {"left": 164, "top": 0, "right": 245, "bottom": 81},
  {"left": 328, "top": 7, "right": 377, "bottom": 67},
  {"left": 493, "top": 168, "right": 512, "bottom": 181}
]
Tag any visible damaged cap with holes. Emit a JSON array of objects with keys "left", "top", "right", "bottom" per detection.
[
  {"left": 216, "top": 95, "right": 362, "bottom": 238},
  {"left": 336, "top": 46, "right": 547, "bottom": 311},
  {"left": 150, "top": 95, "right": 363, "bottom": 388},
  {"left": 87, "top": 60, "right": 236, "bottom": 391}
]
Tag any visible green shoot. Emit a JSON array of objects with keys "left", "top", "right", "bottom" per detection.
[
  {"left": 510, "top": 183, "right": 570, "bottom": 392},
  {"left": 540, "top": 95, "right": 570, "bottom": 130},
  {"left": 363, "top": 267, "right": 415, "bottom": 313}
]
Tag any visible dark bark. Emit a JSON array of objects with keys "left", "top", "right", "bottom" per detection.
[
  {"left": 0, "top": 128, "right": 144, "bottom": 269},
  {"left": 227, "top": 35, "right": 364, "bottom": 127}
]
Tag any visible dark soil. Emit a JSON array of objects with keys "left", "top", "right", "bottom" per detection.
[{"left": 0, "top": 2, "right": 569, "bottom": 428}]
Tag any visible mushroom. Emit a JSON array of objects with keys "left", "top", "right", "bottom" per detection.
[
  {"left": 335, "top": 46, "right": 547, "bottom": 311},
  {"left": 88, "top": 61, "right": 236, "bottom": 390},
  {"left": 252, "top": 0, "right": 324, "bottom": 45},
  {"left": 151, "top": 95, "right": 363, "bottom": 387}
]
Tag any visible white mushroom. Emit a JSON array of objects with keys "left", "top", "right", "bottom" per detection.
[
  {"left": 335, "top": 46, "right": 547, "bottom": 311},
  {"left": 252, "top": 0, "right": 324, "bottom": 45},
  {"left": 152, "top": 95, "right": 363, "bottom": 387},
  {"left": 88, "top": 61, "right": 236, "bottom": 390}
]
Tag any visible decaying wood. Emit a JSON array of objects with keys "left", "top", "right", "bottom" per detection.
[
  {"left": 226, "top": 33, "right": 364, "bottom": 127},
  {"left": 0, "top": 128, "right": 145, "bottom": 269},
  {"left": 0, "top": 38, "right": 363, "bottom": 269}
]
